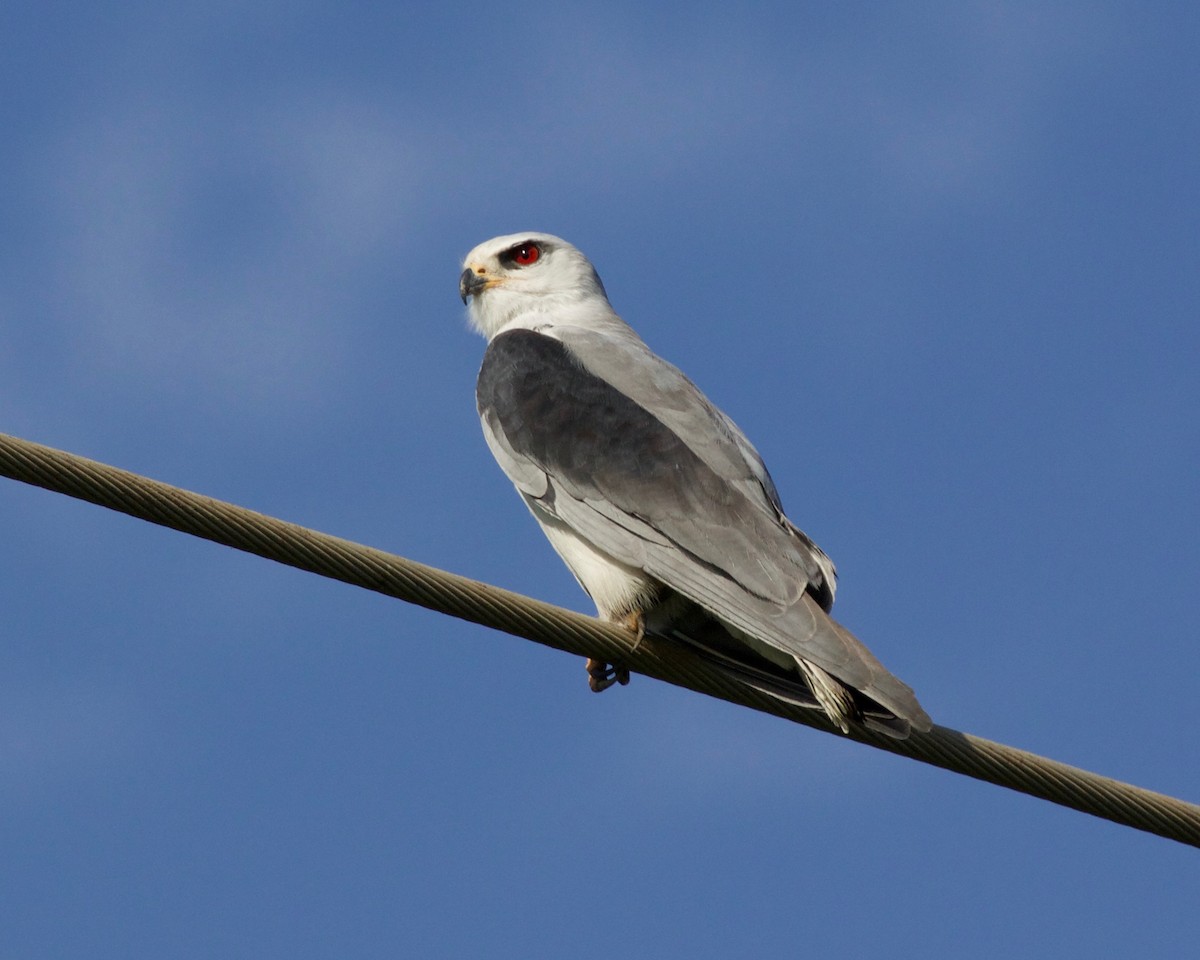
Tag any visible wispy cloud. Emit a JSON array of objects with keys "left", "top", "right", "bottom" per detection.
[{"left": 21, "top": 2, "right": 1115, "bottom": 399}]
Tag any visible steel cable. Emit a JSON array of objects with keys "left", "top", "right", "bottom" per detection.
[{"left": 2, "top": 430, "right": 1197, "bottom": 848}]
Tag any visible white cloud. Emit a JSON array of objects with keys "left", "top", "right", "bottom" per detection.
[
  {"left": 34, "top": 90, "right": 427, "bottom": 415},
  {"left": 14, "top": 1, "right": 1118, "bottom": 428}
]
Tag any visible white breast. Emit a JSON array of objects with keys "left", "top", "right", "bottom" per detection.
[{"left": 524, "top": 501, "right": 659, "bottom": 621}]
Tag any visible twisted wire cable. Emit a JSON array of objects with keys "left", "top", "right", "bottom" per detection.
[{"left": 2, "top": 430, "right": 1197, "bottom": 848}]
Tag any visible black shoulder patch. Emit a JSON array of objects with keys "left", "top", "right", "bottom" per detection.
[{"left": 476, "top": 330, "right": 728, "bottom": 507}]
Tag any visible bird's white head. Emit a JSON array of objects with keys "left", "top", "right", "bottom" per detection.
[{"left": 459, "top": 232, "right": 613, "bottom": 340}]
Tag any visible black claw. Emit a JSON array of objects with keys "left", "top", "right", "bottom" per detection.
[{"left": 586, "top": 658, "right": 630, "bottom": 693}]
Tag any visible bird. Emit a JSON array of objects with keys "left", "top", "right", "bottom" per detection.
[{"left": 460, "top": 232, "right": 931, "bottom": 739}]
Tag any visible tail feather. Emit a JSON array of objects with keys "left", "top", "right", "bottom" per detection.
[
  {"left": 794, "top": 657, "right": 856, "bottom": 734},
  {"left": 650, "top": 595, "right": 930, "bottom": 739}
]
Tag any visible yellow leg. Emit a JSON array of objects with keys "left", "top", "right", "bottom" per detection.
[{"left": 585, "top": 611, "right": 640, "bottom": 691}]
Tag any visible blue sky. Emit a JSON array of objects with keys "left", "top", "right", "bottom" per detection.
[{"left": 2, "top": 2, "right": 1198, "bottom": 956}]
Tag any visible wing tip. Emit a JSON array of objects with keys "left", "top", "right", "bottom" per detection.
[
  {"left": 860, "top": 707, "right": 932, "bottom": 740},
  {"left": 856, "top": 684, "right": 933, "bottom": 740},
  {"left": 798, "top": 656, "right": 933, "bottom": 741}
]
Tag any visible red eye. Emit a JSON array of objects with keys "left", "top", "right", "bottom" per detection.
[{"left": 512, "top": 242, "right": 540, "bottom": 266}]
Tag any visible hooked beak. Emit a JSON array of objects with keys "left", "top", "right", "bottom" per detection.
[{"left": 459, "top": 267, "right": 489, "bottom": 304}]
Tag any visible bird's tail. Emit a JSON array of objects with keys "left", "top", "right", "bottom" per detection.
[{"left": 659, "top": 616, "right": 920, "bottom": 739}]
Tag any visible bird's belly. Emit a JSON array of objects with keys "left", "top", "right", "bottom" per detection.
[{"left": 531, "top": 509, "right": 659, "bottom": 620}]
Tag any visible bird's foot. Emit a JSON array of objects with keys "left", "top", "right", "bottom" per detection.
[
  {"left": 587, "top": 658, "right": 630, "bottom": 692},
  {"left": 585, "top": 610, "right": 644, "bottom": 692}
]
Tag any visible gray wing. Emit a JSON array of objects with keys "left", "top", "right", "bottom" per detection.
[
  {"left": 476, "top": 327, "right": 928, "bottom": 728},
  {"left": 551, "top": 325, "right": 839, "bottom": 608}
]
